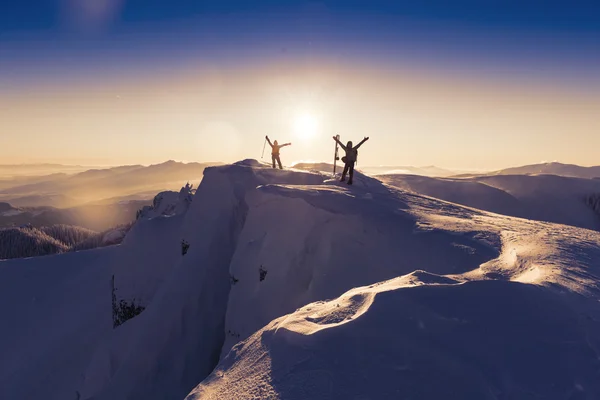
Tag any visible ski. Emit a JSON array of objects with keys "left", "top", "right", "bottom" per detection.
[{"left": 333, "top": 134, "right": 340, "bottom": 176}]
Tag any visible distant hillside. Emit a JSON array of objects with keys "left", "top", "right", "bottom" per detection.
[
  {"left": 0, "top": 173, "right": 69, "bottom": 190},
  {"left": 0, "top": 200, "right": 150, "bottom": 231},
  {"left": 488, "top": 162, "right": 600, "bottom": 179},
  {"left": 378, "top": 173, "right": 600, "bottom": 230},
  {"left": 0, "top": 223, "right": 134, "bottom": 260},
  {"left": 359, "top": 165, "right": 458, "bottom": 177},
  {"left": 0, "top": 160, "right": 220, "bottom": 207},
  {"left": 2, "top": 194, "right": 78, "bottom": 208},
  {"left": 0, "top": 186, "right": 191, "bottom": 260},
  {"left": 39, "top": 224, "right": 97, "bottom": 247},
  {"left": 0, "top": 164, "right": 93, "bottom": 178},
  {"left": 0, "top": 226, "right": 68, "bottom": 259}
]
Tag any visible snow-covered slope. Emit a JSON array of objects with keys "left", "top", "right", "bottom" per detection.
[
  {"left": 292, "top": 163, "right": 458, "bottom": 177},
  {"left": 218, "top": 177, "right": 496, "bottom": 358},
  {"left": 191, "top": 276, "right": 600, "bottom": 400},
  {"left": 0, "top": 247, "right": 117, "bottom": 400},
  {"left": 189, "top": 175, "right": 600, "bottom": 400},
  {"left": 81, "top": 161, "right": 328, "bottom": 400},
  {"left": 378, "top": 173, "right": 600, "bottom": 230},
  {"left": 0, "top": 184, "right": 195, "bottom": 400},
  {"left": 361, "top": 165, "right": 458, "bottom": 177},
  {"left": 3, "top": 160, "right": 600, "bottom": 400}
]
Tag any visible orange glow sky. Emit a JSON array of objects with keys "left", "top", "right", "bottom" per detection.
[{"left": 2, "top": 60, "right": 598, "bottom": 170}]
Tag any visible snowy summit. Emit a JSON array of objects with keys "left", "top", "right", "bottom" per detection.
[{"left": 1, "top": 160, "right": 600, "bottom": 400}]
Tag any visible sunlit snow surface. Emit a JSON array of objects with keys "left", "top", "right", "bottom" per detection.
[
  {"left": 187, "top": 164, "right": 600, "bottom": 400},
  {"left": 1, "top": 160, "right": 600, "bottom": 400}
]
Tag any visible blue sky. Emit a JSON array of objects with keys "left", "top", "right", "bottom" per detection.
[
  {"left": 2, "top": 1, "right": 600, "bottom": 32},
  {"left": 2, "top": 0, "right": 599, "bottom": 89}
]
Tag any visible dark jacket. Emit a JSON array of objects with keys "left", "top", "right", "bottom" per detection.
[{"left": 334, "top": 137, "right": 369, "bottom": 163}]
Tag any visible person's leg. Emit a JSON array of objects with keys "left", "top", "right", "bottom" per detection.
[
  {"left": 341, "top": 163, "right": 349, "bottom": 181},
  {"left": 277, "top": 156, "right": 283, "bottom": 169},
  {"left": 272, "top": 155, "right": 276, "bottom": 169},
  {"left": 348, "top": 162, "right": 355, "bottom": 184}
]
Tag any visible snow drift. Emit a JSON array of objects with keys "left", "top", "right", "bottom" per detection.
[{"left": 190, "top": 277, "right": 600, "bottom": 400}]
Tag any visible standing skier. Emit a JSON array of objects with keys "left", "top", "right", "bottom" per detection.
[
  {"left": 266, "top": 136, "right": 291, "bottom": 169},
  {"left": 332, "top": 136, "right": 369, "bottom": 185}
]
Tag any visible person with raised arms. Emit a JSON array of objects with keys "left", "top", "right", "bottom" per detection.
[
  {"left": 333, "top": 136, "right": 369, "bottom": 185},
  {"left": 266, "top": 136, "right": 291, "bottom": 169}
]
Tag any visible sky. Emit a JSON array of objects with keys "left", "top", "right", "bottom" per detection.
[{"left": 1, "top": 0, "right": 599, "bottom": 170}]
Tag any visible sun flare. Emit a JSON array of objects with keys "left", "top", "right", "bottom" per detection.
[{"left": 293, "top": 113, "right": 319, "bottom": 140}]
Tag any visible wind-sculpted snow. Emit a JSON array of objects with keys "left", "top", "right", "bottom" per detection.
[
  {"left": 221, "top": 177, "right": 499, "bottom": 357},
  {"left": 189, "top": 276, "right": 600, "bottom": 400}
]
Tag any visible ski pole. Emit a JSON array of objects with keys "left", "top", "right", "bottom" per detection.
[
  {"left": 261, "top": 138, "right": 267, "bottom": 159},
  {"left": 333, "top": 134, "right": 340, "bottom": 176}
]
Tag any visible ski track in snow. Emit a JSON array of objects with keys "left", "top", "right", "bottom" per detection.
[{"left": 2, "top": 159, "right": 600, "bottom": 400}]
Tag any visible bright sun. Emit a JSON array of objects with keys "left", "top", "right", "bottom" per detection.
[{"left": 293, "top": 113, "right": 319, "bottom": 140}]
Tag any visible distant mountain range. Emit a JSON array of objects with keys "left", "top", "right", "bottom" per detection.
[
  {"left": 442, "top": 162, "right": 600, "bottom": 180},
  {"left": 0, "top": 163, "right": 94, "bottom": 178},
  {"left": 2, "top": 160, "right": 599, "bottom": 213},
  {"left": 365, "top": 162, "right": 600, "bottom": 180},
  {"left": 487, "top": 162, "right": 600, "bottom": 179},
  {"left": 0, "top": 160, "right": 220, "bottom": 208}
]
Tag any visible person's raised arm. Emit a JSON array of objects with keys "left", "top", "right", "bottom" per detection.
[
  {"left": 355, "top": 137, "right": 369, "bottom": 149},
  {"left": 265, "top": 135, "right": 273, "bottom": 147},
  {"left": 281, "top": 143, "right": 292, "bottom": 148},
  {"left": 333, "top": 136, "right": 347, "bottom": 151}
]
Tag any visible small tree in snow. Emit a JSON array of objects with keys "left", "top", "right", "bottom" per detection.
[
  {"left": 111, "top": 275, "right": 145, "bottom": 328},
  {"left": 259, "top": 265, "right": 267, "bottom": 282},
  {"left": 181, "top": 239, "right": 190, "bottom": 256}
]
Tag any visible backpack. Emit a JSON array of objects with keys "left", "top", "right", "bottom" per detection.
[{"left": 341, "top": 148, "right": 358, "bottom": 164}]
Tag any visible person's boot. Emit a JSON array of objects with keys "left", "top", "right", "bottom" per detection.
[
  {"left": 347, "top": 180, "right": 353, "bottom": 185},
  {"left": 340, "top": 176, "right": 346, "bottom": 182}
]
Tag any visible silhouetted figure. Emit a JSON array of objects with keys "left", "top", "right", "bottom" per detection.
[
  {"left": 266, "top": 136, "right": 291, "bottom": 169},
  {"left": 333, "top": 136, "right": 369, "bottom": 185}
]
